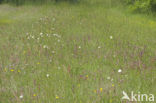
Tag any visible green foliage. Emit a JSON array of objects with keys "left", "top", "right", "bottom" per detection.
[
  {"left": 0, "top": 0, "right": 156, "bottom": 13},
  {"left": 0, "top": 0, "right": 78, "bottom": 5},
  {"left": 123, "top": 0, "right": 156, "bottom": 13}
]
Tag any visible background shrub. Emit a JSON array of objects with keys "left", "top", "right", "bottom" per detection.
[{"left": 122, "top": 0, "right": 156, "bottom": 13}]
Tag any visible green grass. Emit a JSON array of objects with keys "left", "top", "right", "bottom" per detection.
[{"left": 0, "top": 1, "right": 156, "bottom": 103}]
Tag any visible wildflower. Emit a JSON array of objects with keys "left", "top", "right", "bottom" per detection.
[
  {"left": 78, "top": 46, "right": 81, "bottom": 49},
  {"left": 43, "top": 45, "right": 48, "bottom": 49},
  {"left": 10, "top": 69, "right": 14, "bottom": 72},
  {"left": 118, "top": 69, "right": 122, "bottom": 73},
  {"left": 110, "top": 99, "right": 113, "bottom": 103},
  {"left": 111, "top": 78, "right": 113, "bottom": 81},
  {"left": 53, "top": 33, "right": 57, "bottom": 36},
  {"left": 37, "top": 62, "right": 40, "bottom": 65},
  {"left": 113, "top": 55, "right": 116, "bottom": 58},
  {"left": 107, "top": 76, "right": 110, "bottom": 80},
  {"left": 46, "top": 74, "right": 49, "bottom": 77},
  {"left": 150, "top": 21, "right": 154, "bottom": 26},
  {"left": 56, "top": 95, "right": 59, "bottom": 99},
  {"left": 112, "top": 84, "right": 114, "bottom": 87},
  {"left": 31, "top": 35, "right": 34, "bottom": 39},
  {"left": 40, "top": 18, "right": 43, "bottom": 20},
  {"left": 100, "top": 88, "right": 103, "bottom": 92},
  {"left": 33, "top": 94, "right": 36, "bottom": 97},
  {"left": 40, "top": 32, "right": 43, "bottom": 35},
  {"left": 110, "top": 36, "right": 113, "bottom": 39},
  {"left": 52, "top": 51, "right": 55, "bottom": 54},
  {"left": 53, "top": 34, "right": 61, "bottom": 38},
  {"left": 78, "top": 84, "right": 80, "bottom": 87},
  {"left": 19, "top": 94, "right": 23, "bottom": 99},
  {"left": 86, "top": 75, "right": 88, "bottom": 78},
  {"left": 53, "top": 18, "right": 56, "bottom": 21},
  {"left": 18, "top": 70, "right": 21, "bottom": 73},
  {"left": 98, "top": 46, "right": 101, "bottom": 49},
  {"left": 58, "top": 39, "right": 60, "bottom": 42},
  {"left": 58, "top": 67, "right": 61, "bottom": 69},
  {"left": 43, "top": 45, "right": 46, "bottom": 48},
  {"left": 23, "top": 51, "right": 26, "bottom": 54},
  {"left": 94, "top": 90, "right": 96, "bottom": 93},
  {"left": 4, "top": 68, "right": 7, "bottom": 72},
  {"left": 40, "top": 33, "right": 43, "bottom": 37}
]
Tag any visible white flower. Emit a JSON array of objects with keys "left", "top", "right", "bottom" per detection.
[
  {"left": 58, "top": 39, "right": 60, "bottom": 42},
  {"left": 46, "top": 74, "right": 49, "bottom": 77},
  {"left": 43, "top": 45, "right": 46, "bottom": 48},
  {"left": 107, "top": 76, "right": 110, "bottom": 80},
  {"left": 53, "top": 34, "right": 57, "bottom": 36},
  {"left": 40, "top": 33, "right": 43, "bottom": 37},
  {"left": 118, "top": 69, "right": 122, "bottom": 73},
  {"left": 110, "top": 36, "right": 113, "bottom": 39},
  {"left": 53, "top": 34, "right": 61, "bottom": 38},
  {"left": 98, "top": 46, "right": 101, "bottom": 49},
  {"left": 78, "top": 46, "right": 81, "bottom": 49},
  {"left": 31, "top": 35, "right": 34, "bottom": 39},
  {"left": 53, "top": 18, "right": 55, "bottom": 21},
  {"left": 19, "top": 94, "right": 23, "bottom": 99},
  {"left": 47, "top": 34, "right": 49, "bottom": 37},
  {"left": 40, "top": 18, "right": 43, "bottom": 20},
  {"left": 113, "top": 55, "right": 116, "bottom": 58},
  {"left": 43, "top": 45, "right": 48, "bottom": 49},
  {"left": 58, "top": 67, "right": 61, "bottom": 69},
  {"left": 52, "top": 51, "right": 55, "bottom": 54}
]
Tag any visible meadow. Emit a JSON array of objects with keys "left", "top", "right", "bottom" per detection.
[{"left": 0, "top": 0, "right": 156, "bottom": 103}]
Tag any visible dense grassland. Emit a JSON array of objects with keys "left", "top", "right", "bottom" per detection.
[{"left": 0, "top": 1, "right": 156, "bottom": 103}]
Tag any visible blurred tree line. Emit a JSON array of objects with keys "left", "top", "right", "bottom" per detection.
[
  {"left": 0, "top": 0, "right": 78, "bottom": 5},
  {"left": 0, "top": 0, "right": 156, "bottom": 13}
]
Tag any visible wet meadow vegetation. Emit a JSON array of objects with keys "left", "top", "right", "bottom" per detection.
[{"left": 0, "top": 0, "right": 156, "bottom": 103}]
